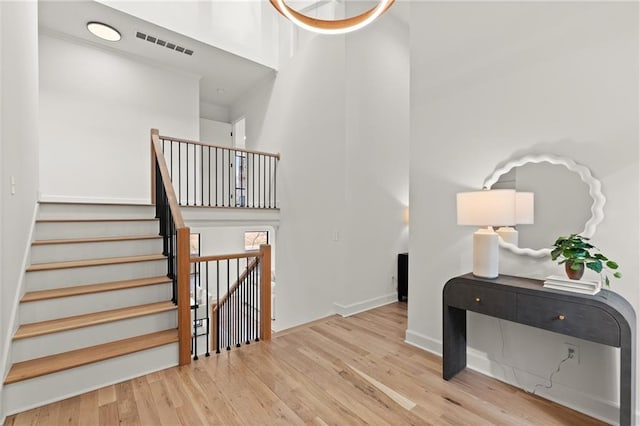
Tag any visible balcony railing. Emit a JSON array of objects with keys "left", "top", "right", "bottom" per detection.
[
  {"left": 190, "top": 245, "right": 271, "bottom": 357},
  {"left": 157, "top": 134, "right": 279, "bottom": 209}
]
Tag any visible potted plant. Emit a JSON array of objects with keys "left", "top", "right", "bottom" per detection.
[{"left": 551, "top": 234, "right": 621, "bottom": 285}]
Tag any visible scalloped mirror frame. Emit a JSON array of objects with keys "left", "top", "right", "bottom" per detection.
[{"left": 483, "top": 154, "right": 606, "bottom": 258}]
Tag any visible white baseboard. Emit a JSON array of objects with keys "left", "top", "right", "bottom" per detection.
[
  {"left": 38, "top": 194, "right": 150, "bottom": 205},
  {"left": 404, "top": 329, "right": 442, "bottom": 356},
  {"left": 333, "top": 292, "right": 397, "bottom": 317},
  {"left": 403, "top": 329, "right": 626, "bottom": 425}
]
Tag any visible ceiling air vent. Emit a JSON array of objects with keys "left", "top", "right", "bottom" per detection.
[{"left": 135, "top": 31, "right": 194, "bottom": 56}]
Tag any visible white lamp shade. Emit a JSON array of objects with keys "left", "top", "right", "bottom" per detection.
[
  {"left": 516, "top": 192, "right": 534, "bottom": 224},
  {"left": 456, "top": 189, "right": 516, "bottom": 227}
]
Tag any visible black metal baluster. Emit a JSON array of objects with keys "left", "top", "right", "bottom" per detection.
[
  {"left": 178, "top": 141, "right": 182, "bottom": 205},
  {"left": 200, "top": 144, "right": 203, "bottom": 207},
  {"left": 258, "top": 154, "right": 261, "bottom": 208},
  {"left": 226, "top": 259, "right": 231, "bottom": 350},
  {"left": 205, "top": 262, "right": 210, "bottom": 356},
  {"left": 228, "top": 149, "right": 232, "bottom": 207},
  {"left": 268, "top": 156, "right": 271, "bottom": 208},
  {"left": 274, "top": 156, "right": 278, "bottom": 209},
  {"left": 187, "top": 143, "right": 192, "bottom": 206},
  {"left": 223, "top": 148, "right": 227, "bottom": 207},
  {"left": 215, "top": 148, "right": 219, "bottom": 207},
  {"left": 193, "top": 261, "right": 199, "bottom": 360},
  {"left": 216, "top": 260, "right": 220, "bottom": 354},
  {"left": 208, "top": 147, "right": 211, "bottom": 207},
  {"left": 263, "top": 154, "right": 266, "bottom": 208},
  {"left": 245, "top": 257, "right": 251, "bottom": 345},
  {"left": 236, "top": 259, "right": 241, "bottom": 347},
  {"left": 255, "top": 258, "right": 260, "bottom": 341}
]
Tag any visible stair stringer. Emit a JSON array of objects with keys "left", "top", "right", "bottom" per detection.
[
  {"left": 0, "top": 202, "right": 38, "bottom": 399},
  {"left": 2, "top": 202, "right": 180, "bottom": 416}
]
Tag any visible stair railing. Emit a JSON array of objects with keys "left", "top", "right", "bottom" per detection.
[
  {"left": 150, "top": 128, "right": 191, "bottom": 366},
  {"left": 157, "top": 134, "right": 280, "bottom": 209},
  {"left": 190, "top": 244, "right": 271, "bottom": 356}
]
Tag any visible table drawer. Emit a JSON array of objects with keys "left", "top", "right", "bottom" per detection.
[
  {"left": 516, "top": 294, "right": 620, "bottom": 346},
  {"left": 446, "top": 283, "right": 515, "bottom": 320}
]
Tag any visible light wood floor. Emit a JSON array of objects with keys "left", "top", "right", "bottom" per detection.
[{"left": 5, "top": 303, "right": 604, "bottom": 425}]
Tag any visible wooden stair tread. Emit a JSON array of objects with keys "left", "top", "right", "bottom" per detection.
[
  {"left": 32, "top": 235, "right": 162, "bottom": 245},
  {"left": 14, "top": 301, "right": 177, "bottom": 339},
  {"left": 36, "top": 218, "right": 158, "bottom": 223},
  {"left": 4, "top": 329, "right": 178, "bottom": 384},
  {"left": 22, "top": 276, "right": 172, "bottom": 302},
  {"left": 27, "top": 254, "right": 166, "bottom": 272}
]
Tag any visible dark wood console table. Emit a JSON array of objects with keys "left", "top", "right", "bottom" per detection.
[{"left": 443, "top": 273, "right": 636, "bottom": 426}]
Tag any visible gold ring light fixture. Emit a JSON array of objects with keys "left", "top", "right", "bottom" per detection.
[{"left": 270, "top": 0, "right": 396, "bottom": 35}]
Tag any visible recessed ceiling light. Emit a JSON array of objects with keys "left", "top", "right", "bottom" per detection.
[{"left": 87, "top": 22, "right": 121, "bottom": 42}]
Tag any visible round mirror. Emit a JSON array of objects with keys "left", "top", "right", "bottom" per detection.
[{"left": 483, "top": 154, "right": 605, "bottom": 258}]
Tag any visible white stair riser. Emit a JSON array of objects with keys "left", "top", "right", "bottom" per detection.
[
  {"left": 34, "top": 220, "right": 159, "bottom": 240},
  {"left": 30, "top": 238, "right": 163, "bottom": 263},
  {"left": 38, "top": 203, "right": 156, "bottom": 220},
  {"left": 3, "top": 343, "right": 178, "bottom": 416},
  {"left": 12, "top": 311, "right": 177, "bottom": 362},
  {"left": 26, "top": 260, "right": 168, "bottom": 290},
  {"left": 19, "top": 284, "right": 173, "bottom": 323}
]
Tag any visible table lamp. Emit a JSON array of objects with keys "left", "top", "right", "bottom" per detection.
[
  {"left": 496, "top": 192, "right": 534, "bottom": 246},
  {"left": 457, "top": 189, "right": 516, "bottom": 278}
]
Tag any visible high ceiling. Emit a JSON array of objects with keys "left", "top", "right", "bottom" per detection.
[{"left": 38, "top": 1, "right": 276, "bottom": 108}]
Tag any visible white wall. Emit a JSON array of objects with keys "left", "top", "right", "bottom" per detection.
[
  {"left": 98, "top": 0, "right": 278, "bottom": 69},
  {"left": 230, "top": 10, "right": 410, "bottom": 327},
  {"left": 0, "top": 1, "right": 40, "bottom": 421},
  {"left": 338, "top": 10, "right": 410, "bottom": 313},
  {"left": 199, "top": 118, "right": 232, "bottom": 147},
  {"left": 408, "top": 2, "right": 639, "bottom": 423},
  {"left": 231, "top": 34, "right": 347, "bottom": 330},
  {"left": 39, "top": 33, "right": 200, "bottom": 204}
]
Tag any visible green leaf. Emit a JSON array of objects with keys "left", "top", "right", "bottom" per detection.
[
  {"left": 606, "top": 261, "right": 618, "bottom": 269},
  {"left": 586, "top": 261, "right": 602, "bottom": 273},
  {"left": 605, "top": 276, "right": 610, "bottom": 287},
  {"left": 593, "top": 253, "right": 607, "bottom": 261},
  {"left": 613, "top": 272, "right": 622, "bottom": 279}
]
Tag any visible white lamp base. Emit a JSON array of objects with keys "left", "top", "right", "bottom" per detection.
[
  {"left": 472, "top": 227, "right": 499, "bottom": 279},
  {"left": 496, "top": 226, "right": 518, "bottom": 246}
]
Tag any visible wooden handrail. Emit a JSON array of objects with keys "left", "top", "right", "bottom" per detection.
[
  {"left": 151, "top": 130, "right": 185, "bottom": 228},
  {"left": 159, "top": 134, "right": 281, "bottom": 160},
  {"left": 150, "top": 128, "right": 190, "bottom": 366},
  {"left": 191, "top": 251, "right": 259, "bottom": 263}
]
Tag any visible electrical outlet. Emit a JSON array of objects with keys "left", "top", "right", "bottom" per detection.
[{"left": 564, "top": 343, "right": 579, "bottom": 364}]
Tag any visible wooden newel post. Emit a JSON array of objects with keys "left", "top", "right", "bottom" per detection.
[
  {"left": 150, "top": 128, "right": 159, "bottom": 205},
  {"left": 177, "top": 227, "right": 191, "bottom": 365},
  {"left": 210, "top": 304, "right": 218, "bottom": 353},
  {"left": 259, "top": 244, "right": 272, "bottom": 341}
]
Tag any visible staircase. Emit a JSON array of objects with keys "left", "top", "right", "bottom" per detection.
[{"left": 2, "top": 202, "right": 179, "bottom": 415}]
